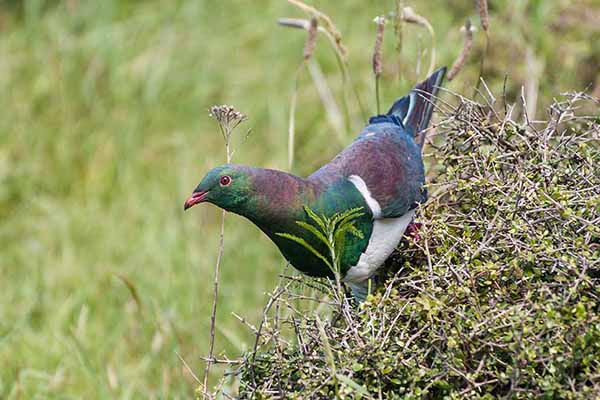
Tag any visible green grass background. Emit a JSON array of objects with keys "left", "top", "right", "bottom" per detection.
[{"left": 0, "top": 0, "right": 597, "bottom": 397}]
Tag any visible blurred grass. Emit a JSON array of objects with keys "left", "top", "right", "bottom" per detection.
[{"left": 0, "top": 0, "right": 597, "bottom": 397}]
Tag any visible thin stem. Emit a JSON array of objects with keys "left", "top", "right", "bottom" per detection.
[
  {"left": 372, "top": 16, "right": 385, "bottom": 116},
  {"left": 401, "top": 7, "right": 436, "bottom": 77},
  {"left": 375, "top": 75, "right": 381, "bottom": 115},
  {"left": 326, "top": 229, "right": 344, "bottom": 306},
  {"left": 288, "top": 65, "right": 303, "bottom": 170},
  {"left": 447, "top": 19, "right": 474, "bottom": 82},
  {"left": 202, "top": 207, "right": 225, "bottom": 399},
  {"left": 474, "top": 31, "right": 490, "bottom": 96},
  {"left": 307, "top": 60, "right": 345, "bottom": 143},
  {"left": 278, "top": 15, "right": 366, "bottom": 129},
  {"left": 202, "top": 138, "right": 232, "bottom": 399},
  {"left": 200, "top": 106, "right": 246, "bottom": 398}
]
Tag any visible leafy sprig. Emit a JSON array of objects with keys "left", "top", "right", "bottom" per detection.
[{"left": 276, "top": 206, "right": 364, "bottom": 277}]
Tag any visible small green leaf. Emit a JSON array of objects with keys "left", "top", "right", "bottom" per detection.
[
  {"left": 316, "top": 316, "right": 336, "bottom": 375},
  {"left": 303, "top": 206, "right": 327, "bottom": 231},
  {"left": 335, "top": 374, "right": 370, "bottom": 397},
  {"left": 295, "top": 221, "right": 328, "bottom": 247},
  {"left": 275, "top": 232, "right": 333, "bottom": 270}
]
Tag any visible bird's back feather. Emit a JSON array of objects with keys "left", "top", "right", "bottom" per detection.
[{"left": 309, "top": 68, "right": 446, "bottom": 218}]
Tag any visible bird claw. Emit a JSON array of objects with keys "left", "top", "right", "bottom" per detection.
[{"left": 404, "top": 222, "right": 423, "bottom": 242}]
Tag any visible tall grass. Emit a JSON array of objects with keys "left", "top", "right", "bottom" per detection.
[{"left": 0, "top": 0, "right": 597, "bottom": 397}]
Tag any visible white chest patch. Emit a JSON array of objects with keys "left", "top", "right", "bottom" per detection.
[
  {"left": 348, "top": 175, "right": 382, "bottom": 218},
  {"left": 345, "top": 174, "right": 415, "bottom": 284}
]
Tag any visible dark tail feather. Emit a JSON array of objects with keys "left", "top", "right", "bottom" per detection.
[{"left": 387, "top": 67, "right": 446, "bottom": 147}]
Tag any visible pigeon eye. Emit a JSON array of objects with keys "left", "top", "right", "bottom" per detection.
[{"left": 220, "top": 175, "right": 232, "bottom": 186}]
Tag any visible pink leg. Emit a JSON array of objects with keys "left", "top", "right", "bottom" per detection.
[{"left": 404, "top": 222, "right": 422, "bottom": 242}]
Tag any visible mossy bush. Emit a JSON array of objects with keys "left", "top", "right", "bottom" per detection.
[{"left": 231, "top": 93, "right": 599, "bottom": 399}]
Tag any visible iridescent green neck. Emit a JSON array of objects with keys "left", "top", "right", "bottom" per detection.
[{"left": 233, "top": 167, "right": 320, "bottom": 232}]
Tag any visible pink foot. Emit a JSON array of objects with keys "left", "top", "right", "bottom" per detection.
[{"left": 404, "top": 222, "right": 423, "bottom": 242}]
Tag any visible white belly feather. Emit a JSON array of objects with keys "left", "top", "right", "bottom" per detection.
[
  {"left": 343, "top": 211, "right": 414, "bottom": 283},
  {"left": 344, "top": 175, "right": 415, "bottom": 284}
]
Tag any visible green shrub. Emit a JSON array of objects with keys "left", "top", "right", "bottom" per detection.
[{"left": 231, "top": 93, "right": 599, "bottom": 399}]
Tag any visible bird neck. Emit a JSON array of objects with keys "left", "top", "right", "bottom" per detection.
[{"left": 234, "top": 167, "right": 320, "bottom": 232}]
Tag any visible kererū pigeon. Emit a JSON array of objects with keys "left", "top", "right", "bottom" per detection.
[{"left": 185, "top": 68, "right": 446, "bottom": 301}]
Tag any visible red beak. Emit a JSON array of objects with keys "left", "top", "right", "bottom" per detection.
[{"left": 184, "top": 191, "right": 209, "bottom": 210}]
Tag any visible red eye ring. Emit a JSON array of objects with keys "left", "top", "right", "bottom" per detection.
[{"left": 220, "top": 175, "right": 232, "bottom": 186}]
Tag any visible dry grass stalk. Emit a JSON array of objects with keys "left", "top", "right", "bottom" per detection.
[
  {"left": 287, "top": 0, "right": 346, "bottom": 57},
  {"left": 277, "top": 17, "right": 345, "bottom": 67},
  {"left": 307, "top": 60, "right": 345, "bottom": 141},
  {"left": 277, "top": 16, "right": 324, "bottom": 168},
  {"left": 447, "top": 19, "right": 474, "bottom": 81},
  {"left": 280, "top": 2, "right": 367, "bottom": 124},
  {"left": 401, "top": 7, "right": 431, "bottom": 32},
  {"left": 392, "top": 0, "right": 405, "bottom": 80},
  {"left": 176, "top": 352, "right": 201, "bottom": 385},
  {"left": 202, "top": 105, "right": 247, "bottom": 399},
  {"left": 277, "top": 17, "right": 308, "bottom": 30},
  {"left": 303, "top": 17, "right": 318, "bottom": 60},
  {"left": 393, "top": 0, "right": 404, "bottom": 53},
  {"left": 278, "top": 13, "right": 336, "bottom": 169},
  {"left": 288, "top": 73, "right": 300, "bottom": 170},
  {"left": 372, "top": 16, "right": 386, "bottom": 77},
  {"left": 524, "top": 47, "right": 541, "bottom": 121},
  {"left": 475, "top": 0, "right": 490, "bottom": 94},
  {"left": 401, "top": 6, "right": 436, "bottom": 76},
  {"left": 372, "top": 16, "right": 386, "bottom": 114},
  {"left": 279, "top": 8, "right": 365, "bottom": 168},
  {"left": 478, "top": 0, "right": 490, "bottom": 32}
]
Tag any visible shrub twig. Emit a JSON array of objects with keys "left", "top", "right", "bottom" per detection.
[{"left": 234, "top": 92, "right": 600, "bottom": 398}]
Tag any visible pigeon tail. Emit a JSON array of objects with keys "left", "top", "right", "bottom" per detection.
[{"left": 386, "top": 67, "right": 446, "bottom": 147}]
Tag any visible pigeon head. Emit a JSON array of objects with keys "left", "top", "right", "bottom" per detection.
[{"left": 184, "top": 164, "right": 254, "bottom": 213}]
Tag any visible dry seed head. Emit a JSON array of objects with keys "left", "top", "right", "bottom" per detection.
[
  {"left": 303, "top": 17, "right": 318, "bottom": 60},
  {"left": 477, "top": 0, "right": 490, "bottom": 32},
  {"left": 401, "top": 7, "right": 426, "bottom": 28},
  {"left": 448, "top": 19, "right": 475, "bottom": 81},
  {"left": 401, "top": 6, "right": 436, "bottom": 76},
  {"left": 401, "top": 6, "right": 435, "bottom": 45},
  {"left": 209, "top": 104, "right": 247, "bottom": 137},
  {"left": 459, "top": 21, "right": 477, "bottom": 34},
  {"left": 287, "top": 0, "right": 347, "bottom": 58},
  {"left": 373, "top": 15, "right": 387, "bottom": 25},
  {"left": 372, "top": 16, "right": 386, "bottom": 77}
]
